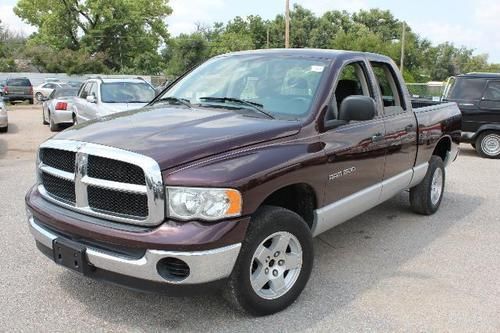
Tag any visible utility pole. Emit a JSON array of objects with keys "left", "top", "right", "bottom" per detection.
[
  {"left": 285, "top": 0, "right": 290, "bottom": 48},
  {"left": 400, "top": 21, "right": 406, "bottom": 74}
]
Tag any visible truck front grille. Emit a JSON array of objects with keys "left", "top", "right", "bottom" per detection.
[
  {"left": 37, "top": 140, "right": 164, "bottom": 226},
  {"left": 41, "top": 172, "right": 76, "bottom": 204},
  {"left": 40, "top": 148, "right": 76, "bottom": 173},
  {"left": 88, "top": 186, "right": 148, "bottom": 218}
]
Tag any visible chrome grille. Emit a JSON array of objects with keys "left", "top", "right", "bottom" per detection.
[
  {"left": 87, "top": 155, "right": 146, "bottom": 185},
  {"left": 40, "top": 148, "right": 75, "bottom": 173},
  {"left": 41, "top": 172, "right": 76, "bottom": 204},
  {"left": 37, "top": 140, "right": 165, "bottom": 226}
]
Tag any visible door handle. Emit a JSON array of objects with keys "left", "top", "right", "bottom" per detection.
[{"left": 371, "top": 133, "right": 384, "bottom": 143}]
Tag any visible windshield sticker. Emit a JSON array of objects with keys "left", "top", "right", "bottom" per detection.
[{"left": 311, "top": 65, "right": 325, "bottom": 72}]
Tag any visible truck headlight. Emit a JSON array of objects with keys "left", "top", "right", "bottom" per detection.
[{"left": 166, "top": 187, "right": 242, "bottom": 221}]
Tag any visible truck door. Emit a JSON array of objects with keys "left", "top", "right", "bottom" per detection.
[
  {"left": 370, "top": 61, "right": 418, "bottom": 186},
  {"left": 318, "top": 60, "right": 386, "bottom": 233},
  {"left": 478, "top": 81, "right": 500, "bottom": 125}
]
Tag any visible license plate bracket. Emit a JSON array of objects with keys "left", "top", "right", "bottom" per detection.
[{"left": 53, "top": 238, "right": 90, "bottom": 275}]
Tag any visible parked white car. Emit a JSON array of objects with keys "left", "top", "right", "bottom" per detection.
[
  {"left": 0, "top": 99, "right": 8, "bottom": 133},
  {"left": 42, "top": 87, "right": 79, "bottom": 131},
  {"left": 73, "top": 78, "right": 156, "bottom": 123},
  {"left": 34, "top": 82, "right": 69, "bottom": 102}
]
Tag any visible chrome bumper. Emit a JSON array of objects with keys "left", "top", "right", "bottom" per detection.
[{"left": 28, "top": 217, "right": 241, "bottom": 285}]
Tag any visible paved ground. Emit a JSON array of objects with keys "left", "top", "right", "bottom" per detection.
[{"left": 1, "top": 105, "right": 499, "bottom": 332}]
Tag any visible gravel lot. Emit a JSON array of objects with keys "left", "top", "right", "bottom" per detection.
[{"left": 1, "top": 105, "right": 499, "bottom": 332}]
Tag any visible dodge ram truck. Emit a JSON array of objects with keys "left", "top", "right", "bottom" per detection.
[{"left": 26, "top": 49, "right": 461, "bottom": 316}]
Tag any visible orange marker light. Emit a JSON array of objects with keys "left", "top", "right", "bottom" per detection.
[{"left": 225, "top": 189, "right": 242, "bottom": 215}]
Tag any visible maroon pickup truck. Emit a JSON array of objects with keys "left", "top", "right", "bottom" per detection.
[{"left": 26, "top": 49, "right": 461, "bottom": 315}]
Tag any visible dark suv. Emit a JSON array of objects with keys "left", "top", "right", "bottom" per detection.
[
  {"left": 445, "top": 73, "right": 500, "bottom": 158},
  {"left": 3, "top": 77, "right": 34, "bottom": 104}
]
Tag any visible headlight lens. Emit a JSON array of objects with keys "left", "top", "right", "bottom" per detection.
[{"left": 167, "top": 187, "right": 242, "bottom": 221}]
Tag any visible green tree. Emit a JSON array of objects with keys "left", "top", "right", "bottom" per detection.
[{"left": 14, "top": 0, "right": 172, "bottom": 74}]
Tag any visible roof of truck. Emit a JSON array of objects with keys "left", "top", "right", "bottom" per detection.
[
  {"left": 458, "top": 72, "right": 500, "bottom": 79},
  {"left": 222, "top": 48, "right": 393, "bottom": 62}
]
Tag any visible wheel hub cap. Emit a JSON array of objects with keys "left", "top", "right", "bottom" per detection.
[
  {"left": 481, "top": 134, "right": 500, "bottom": 156},
  {"left": 249, "top": 231, "right": 303, "bottom": 300},
  {"left": 430, "top": 168, "right": 443, "bottom": 206}
]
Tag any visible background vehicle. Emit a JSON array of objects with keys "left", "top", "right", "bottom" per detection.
[
  {"left": 65, "top": 80, "right": 83, "bottom": 89},
  {"left": 26, "top": 50, "right": 461, "bottom": 316},
  {"left": 2, "top": 77, "right": 33, "bottom": 104},
  {"left": 0, "top": 80, "right": 6, "bottom": 96},
  {"left": 72, "top": 78, "right": 156, "bottom": 123},
  {"left": 444, "top": 72, "right": 500, "bottom": 158},
  {"left": 42, "top": 87, "right": 79, "bottom": 131},
  {"left": 0, "top": 99, "right": 8, "bottom": 132},
  {"left": 34, "top": 82, "right": 70, "bottom": 102}
]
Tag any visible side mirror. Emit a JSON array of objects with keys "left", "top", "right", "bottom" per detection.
[
  {"left": 86, "top": 95, "right": 96, "bottom": 103},
  {"left": 339, "top": 96, "right": 376, "bottom": 122}
]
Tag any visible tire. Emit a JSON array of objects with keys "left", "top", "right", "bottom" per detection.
[
  {"left": 49, "top": 112, "right": 60, "bottom": 132},
  {"left": 42, "top": 109, "right": 49, "bottom": 125},
  {"left": 0, "top": 126, "right": 7, "bottom": 133},
  {"left": 72, "top": 113, "right": 78, "bottom": 125},
  {"left": 410, "top": 156, "right": 445, "bottom": 215},
  {"left": 475, "top": 131, "right": 500, "bottom": 159},
  {"left": 471, "top": 143, "right": 476, "bottom": 149},
  {"left": 28, "top": 98, "right": 34, "bottom": 105},
  {"left": 224, "top": 206, "right": 313, "bottom": 316},
  {"left": 35, "top": 92, "right": 43, "bottom": 102}
]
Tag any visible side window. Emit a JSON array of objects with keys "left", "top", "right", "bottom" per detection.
[
  {"left": 371, "top": 62, "right": 406, "bottom": 115},
  {"left": 482, "top": 81, "right": 500, "bottom": 101},
  {"left": 327, "top": 62, "right": 371, "bottom": 120},
  {"left": 79, "top": 83, "right": 91, "bottom": 99},
  {"left": 89, "top": 83, "right": 98, "bottom": 98},
  {"left": 448, "top": 78, "right": 487, "bottom": 100}
]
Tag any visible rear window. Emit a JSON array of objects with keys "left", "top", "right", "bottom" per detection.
[
  {"left": 7, "top": 78, "right": 32, "bottom": 86},
  {"left": 446, "top": 78, "right": 487, "bottom": 100},
  {"left": 53, "top": 88, "right": 78, "bottom": 99}
]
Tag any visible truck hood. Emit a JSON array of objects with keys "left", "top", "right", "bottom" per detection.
[{"left": 55, "top": 105, "right": 301, "bottom": 170}]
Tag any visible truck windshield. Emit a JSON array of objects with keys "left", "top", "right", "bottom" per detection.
[{"left": 160, "top": 55, "right": 330, "bottom": 119}]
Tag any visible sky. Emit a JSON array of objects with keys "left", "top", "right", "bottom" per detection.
[{"left": 1, "top": 0, "right": 500, "bottom": 62}]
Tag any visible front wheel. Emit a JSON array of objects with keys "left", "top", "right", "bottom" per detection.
[
  {"left": 410, "top": 156, "right": 445, "bottom": 215},
  {"left": 224, "top": 206, "right": 313, "bottom": 316},
  {"left": 475, "top": 131, "right": 500, "bottom": 159}
]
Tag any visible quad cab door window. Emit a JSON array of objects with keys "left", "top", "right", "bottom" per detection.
[{"left": 371, "top": 62, "right": 406, "bottom": 116}]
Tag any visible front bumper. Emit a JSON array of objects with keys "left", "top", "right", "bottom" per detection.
[
  {"left": 25, "top": 185, "right": 249, "bottom": 290},
  {"left": 28, "top": 215, "right": 241, "bottom": 286}
]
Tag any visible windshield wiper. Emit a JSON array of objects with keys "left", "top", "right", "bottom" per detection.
[
  {"left": 199, "top": 96, "right": 274, "bottom": 119},
  {"left": 152, "top": 96, "right": 192, "bottom": 108}
]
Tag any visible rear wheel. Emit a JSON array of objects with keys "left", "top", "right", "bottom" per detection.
[
  {"left": 42, "top": 109, "right": 49, "bottom": 125},
  {"left": 475, "top": 131, "right": 500, "bottom": 159},
  {"left": 0, "top": 126, "right": 7, "bottom": 133},
  {"left": 28, "top": 98, "right": 34, "bottom": 105},
  {"left": 49, "top": 112, "right": 60, "bottom": 132},
  {"left": 224, "top": 206, "right": 313, "bottom": 316},
  {"left": 410, "top": 156, "right": 445, "bottom": 215}
]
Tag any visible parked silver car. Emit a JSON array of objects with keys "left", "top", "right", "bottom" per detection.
[
  {"left": 73, "top": 78, "right": 156, "bottom": 123},
  {"left": 42, "top": 87, "right": 79, "bottom": 131},
  {"left": 0, "top": 99, "right": 8, "bottom": 133}
]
